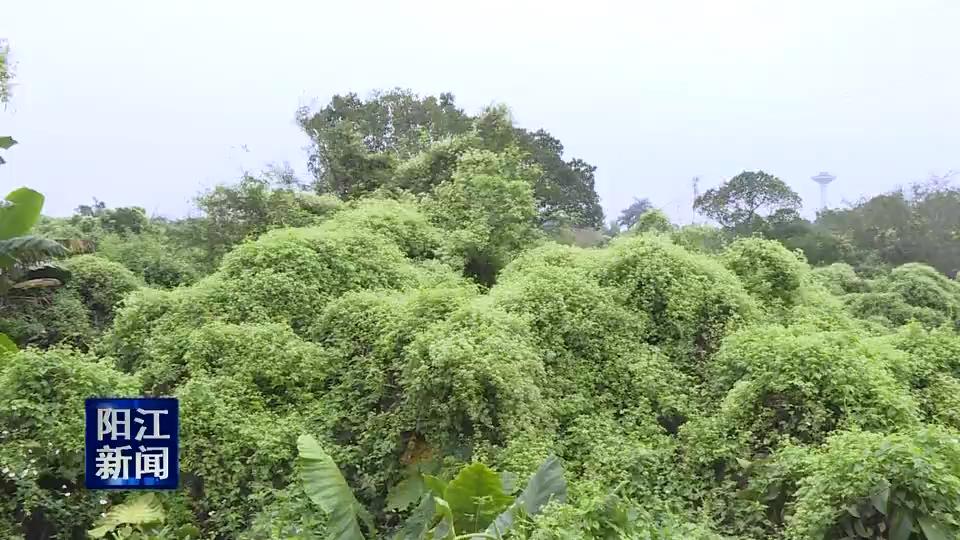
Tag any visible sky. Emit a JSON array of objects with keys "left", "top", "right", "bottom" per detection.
[{"left": 2, "top": 0, "right": 959, "bottom": 224}]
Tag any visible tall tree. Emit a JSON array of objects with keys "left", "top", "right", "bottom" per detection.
[
  {"left": 298, "top": 90, "right": 604, "bottom": 227},
  {"left": 694, "top": 171, "right": 802, "bottom": 235},
  {"left": 616, "top": 197, "right": 654, "bottom": 229}
]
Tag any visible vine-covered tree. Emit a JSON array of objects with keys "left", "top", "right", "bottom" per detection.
[
  {"left": 694, "top": 170, "right": 802, "bottom": 235},
  {"left": 616, "top": 197, "right": 654, "bottom": 229},
  {"left": 298, "top": 89, "right": 604, "bottom": 227}
]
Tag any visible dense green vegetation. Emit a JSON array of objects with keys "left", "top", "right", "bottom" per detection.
[{"left": 4, "top": 81, "right": 960, "bottom": 539}]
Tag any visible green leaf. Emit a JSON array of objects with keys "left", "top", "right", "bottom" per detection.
[
  {"left": 433, "top": 497, "right": 455, "bottom": 540},
  {"left": 423, "top": 474, "right": 448, "bottom": 496},
  {"left": 0, "top": 236, "right": 68, "bottom": 262},
  {"left": 0, "top": 188, "right": 44, "bottom": 240},
  {"left": 88, "top": 493, "right": 165, "bottom": 538},
  {"left": 392, "top": 495, "right": 436, "bottom": 540},
  {"left": 0, "top": 235, "right": 68, "bottom": 277},
  {"left": 847, "top": 505, "right": 860, "bottom": 518},
  {"left": 0, "top": 136, "right": 16, "bottom": 150},
  {"left": 297, "top": 434, "right": 366, "bottom": 540},
  {"left": 486, "top": 456, "right": 567, "bottom": 536},
  {"left": 917, "top": 515, "right": 954, "bottom": 540},
  {"left": 0, "top": 333, "right": 16, "bottom": 357},
  {"left": 386, "top": 473, "right": 425, "bottom": 512},
  {"left": 889, "top": 506, "right": 914, "bottom": 540},
  {"left": 444, "top": 462, "right": 513, "bottom": 534},
  {"left": 870, "top": 484, "right": 890, "bottom": 515},
  {"left": 175, "top": 524, "right": 201, "bottom": 539},
  {"left": 853, "top": 519, "right": 870, "bottom": 538}
]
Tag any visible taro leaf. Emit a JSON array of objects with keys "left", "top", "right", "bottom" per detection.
[
  {"left": 486, "top": 455, "right": 567, "bottom": 536},
  {"left": 870, "top": 483, "right": 890, "bottom": 515},
  {"left": 841, "top": 518, "right": 856, "bottom": 539},
  {"left": 392, "top": 495, "right": 436, "bottom": 540},
  {"left": 444, "top": 462, "right": 513, "bottom": 534},
  {"left": 387, "top": 473, "right": 425, "bottom": 512},
  {"left": 0, "top": 136, "right": 16, "bottom": 150},
  {"left": 88, "top": 493, "right": 164, "bottom": 538},
  {"left": 0, "top": 188, "right": 44, "bottom": 240},
  {"left": 297, "top": 434, "right": 368, "bottom": 540},
  {"left": 433, "top": 497, "right": 455, "bottom": 540},
  {"left": 423, "top": 474, "right": 448, "bottom": 496},
  {"left": 917, "top": 515, "right": 954, "bottom": 540},
  {"left": 889, "top": 506, "right": 914, "bottom": 540},
  {"left": 0, "top": 333, "right": 16, "bottom": 357}
]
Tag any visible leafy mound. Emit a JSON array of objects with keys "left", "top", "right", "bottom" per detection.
[
  {"left": 786, "top": 427, "right": 960, "bottom": 540},
  {"left": 0, "top": 348, "right": 140, "bottom": 537},
  {"left": 599, "top": 234, "right": 756, "bottom": 359},
  {"left": 722, "top": 238, "right": 807, "bottom": 307},
  {"left": 696, "top": 325, "right": 918, "bottom": 456}
]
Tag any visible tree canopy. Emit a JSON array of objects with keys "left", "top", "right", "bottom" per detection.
[
  {"left": 298, "top": 89, "right": 604, "bottom": 227},
  {"left": 695, "top": 170, "right": 803, "bottom": 235}
]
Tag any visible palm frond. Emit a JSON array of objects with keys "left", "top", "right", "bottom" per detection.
[{"left": 0, "top": 235, "right": 68, "bottom": 268}]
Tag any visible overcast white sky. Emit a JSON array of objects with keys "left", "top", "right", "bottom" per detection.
[{"left": 2, "top": 0, "right": 959, "bottom": 223}]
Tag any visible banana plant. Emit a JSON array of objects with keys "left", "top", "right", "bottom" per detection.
[
  {"left": 297, "top": 434, "right": 566, "bottom": 540},
  {"left": 0, "top": 181, "right": 70, "bottom": 355},
  {"left": 0, "top": 186, "right": 69, "bottom": 293}
]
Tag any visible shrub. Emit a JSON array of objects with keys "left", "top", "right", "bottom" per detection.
[
  {"left": 842, "top": 291, "right": 944, "bottom": 327},
  {"left": 498, "top": 242, "right": 600, "bottom": 281},
  {"left": 599, "top": 234, "right": 756, "bottom": 360},
  {"left": 101, "top": 282, "right": 225, "bottom": 387},
  {"left": 519, "top": 481, "right": 727, "bottom": 540},
  {"left": 631, "top": 208, "right": 674, "bottom": 234},
  {"left": 492, "top": 258, "right": 695, "bottom": 426},
  {"left": 217, "top": 224, "right": 418, "bottom": 332},
  {"left": 301, "top": 287, "right": 477, "bottom": 499},
  {"left": 918, "top": 374, "right": 960, "bottom": 430},
  {"left": 810, "top": 263, "right": 867, "bottom": 295},
  {"left": 879, "top": 323, "right": 960, "bottom": 386},
  {"left": 881, "top": 262, "right": 960, "bottom": 316},
  {"left": 180, "top": 322, "right": 328, "bottom": 408},
  {"left": 426, "top": 149, "right": 541, "bottom": 286},
  {"left": 325, "top": 198, "right": 441, "bottom": 259},
  {"left": 786, "top": 427, "right": 960, "bottom": 540},
  {"left": 176, "top": 376, "right": 305, "bottom": 538},
  {"left": 96, "top": 232, "right": 201, "bottom": 288},
  {"left": 700, "top": 325, "right": 918, "bottom": 456},
  {"left": 722, "top": 238, "right": 807, "bottom": 308},
  {"left": 62, "top": 255, "right": 141, "bottom": 328},
  {"left": 400, "top": 301, "right": 550, "bottom": 460},
  {"left": 0, "top": 347, "right": 140, "bottom": 538},
  {"left": 240, "top": 483, "right": 326, "bottom": 540},
  {"left": 0, "top": 289, "right": 93, "bottom": 348},
  {"left": 671, "top": 224, "right": 727, "bottom": 254}
]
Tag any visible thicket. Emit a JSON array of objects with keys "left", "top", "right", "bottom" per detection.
[{"left": 3, "top": 88, "right": 960, "bottom": 540}]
